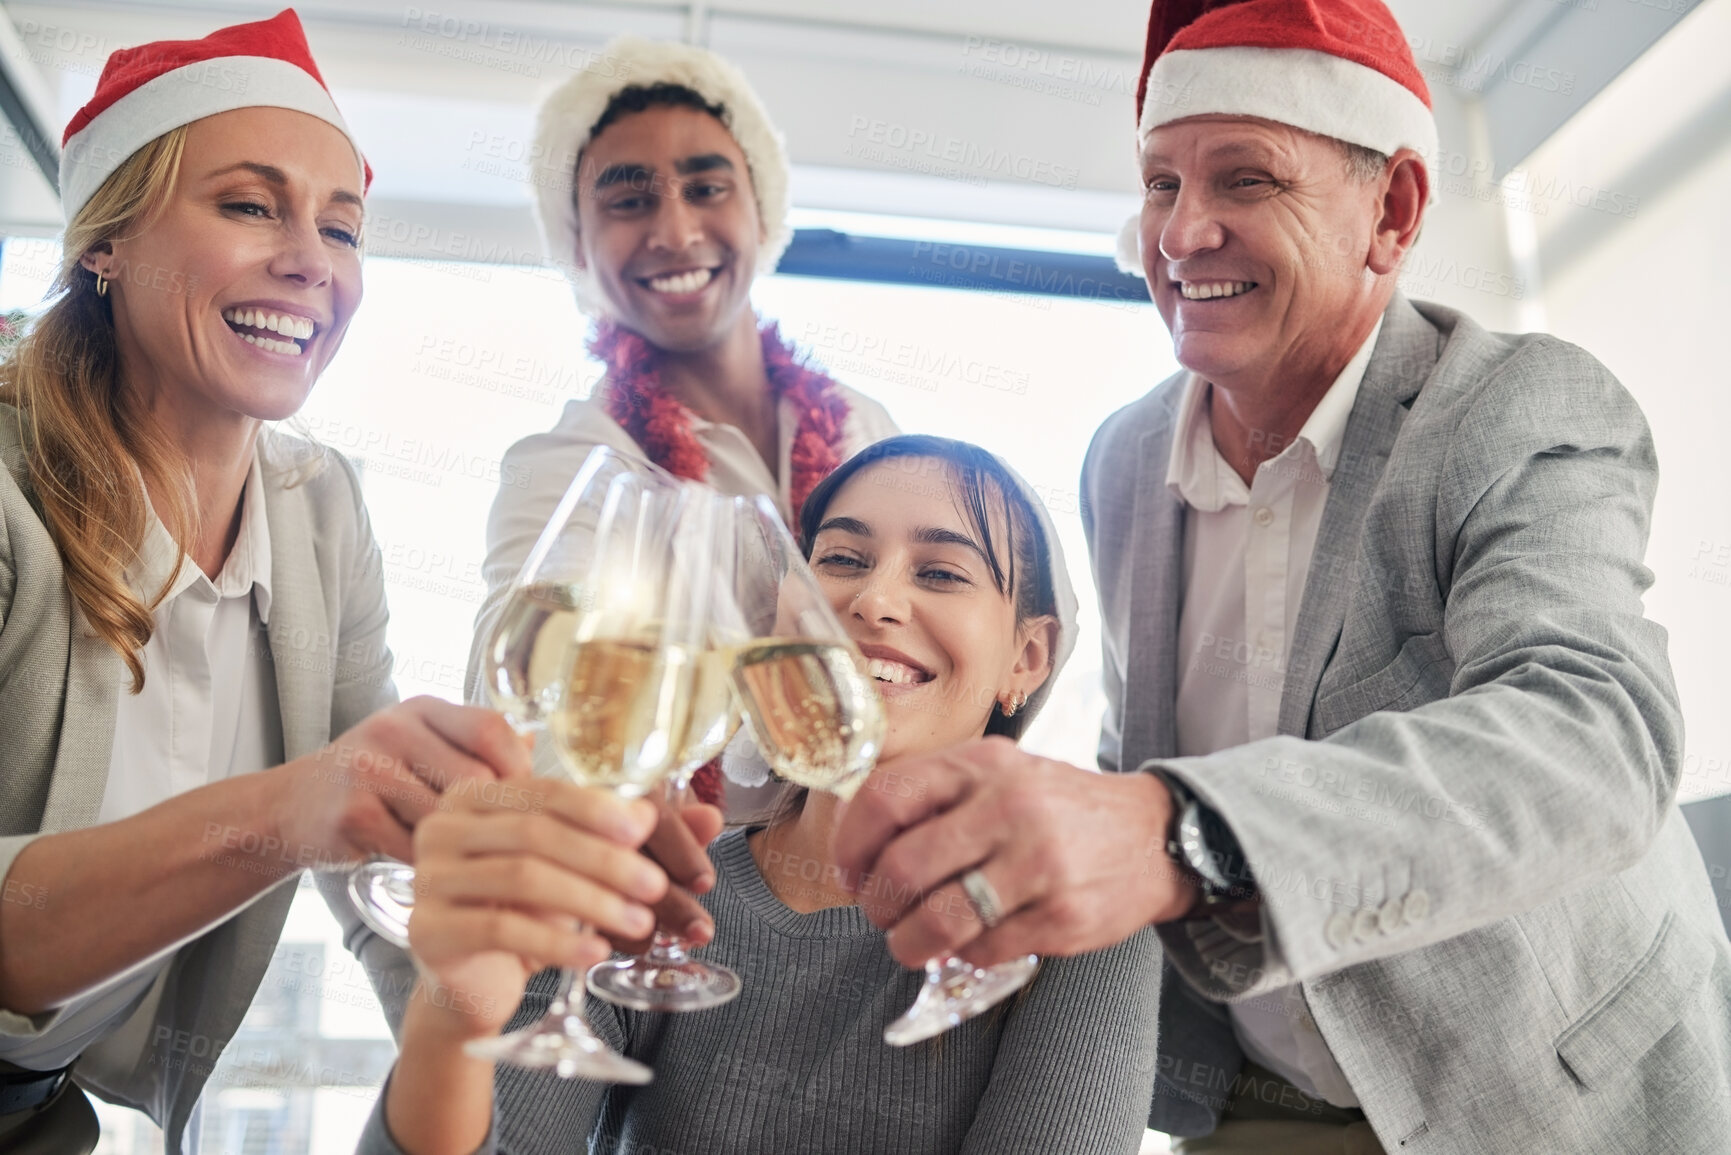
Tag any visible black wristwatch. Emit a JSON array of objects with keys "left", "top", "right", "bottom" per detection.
[{"left": 1156, "top": 771, "right": 1257, "bottom": 910}]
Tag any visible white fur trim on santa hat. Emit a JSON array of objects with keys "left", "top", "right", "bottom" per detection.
[
  {"left": 529, "top": 36, "right": 792, "bottom": 318},
  {"left": 1114, "top": 212, "right": 1143, "bottom": 276},
  {"left": 1140, "top": 46, "right": 1437, "bottom": 164},
  {"left": 59, "top": 55, "right": 365, "bottom": 226}
]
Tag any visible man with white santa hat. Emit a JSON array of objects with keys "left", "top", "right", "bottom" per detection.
[
  {"left": 835, "top": 0, "right": 1731, "bottom": 1151},
  {"left": 312, "top": 36, "right": 906, "bottom": 1069},
  {"left": 467, "top": 36, "right": 898, "bottom": 816}
]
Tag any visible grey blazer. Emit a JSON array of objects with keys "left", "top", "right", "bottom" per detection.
[
  {"left": 0, "top": 406, "right": 397, "bottom": 1154},
  {"left": 1082, "top": 296, "right": 1731, "bottom": 1152}
]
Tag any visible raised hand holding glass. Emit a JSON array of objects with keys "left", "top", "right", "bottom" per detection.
[
  {"left": 346, "top": 447, "right": 637, "bottom": 951},
  {"left": 462, "top": 462, "right": 701, "bottom": 1081}
]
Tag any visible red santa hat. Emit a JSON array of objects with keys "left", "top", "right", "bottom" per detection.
[
  {"left": 59, "top": 9, "right": 370, "bottom": 225},
  {"left": 529, "top": 37, "right": 792, "bottom": 318},
  {"left": 1118, "top": 0, "right": 1436, "bottom": 272}
]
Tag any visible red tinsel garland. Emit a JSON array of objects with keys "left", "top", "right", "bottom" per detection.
[{"left": 592, "top": 317, "right": 853, "bottom": 805}]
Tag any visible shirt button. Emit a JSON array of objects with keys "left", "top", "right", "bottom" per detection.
[
  {"left": 1378, "top": 898, "right": 1404, "bottom": 935},
  {"left": 1324, "top": 911, "right": 1353, "bottom": 949},
  {"left": 1403, "top": 889, "right": 1432, "bottom": 925},
  {"left": 1253, "top": 507, "right": 1275, "bottom": 528},
  {"left": 1352, "top": 907, "right": 1380, "bottom": 943}
]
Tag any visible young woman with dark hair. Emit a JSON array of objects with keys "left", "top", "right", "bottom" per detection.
[{"left": 362, "top": 435, "right": 1161, "bottom": 1155}]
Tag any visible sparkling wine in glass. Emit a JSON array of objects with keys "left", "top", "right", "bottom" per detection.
[
  {"left": 731, "top": 638, "right": 884, "bottom": 800},
  {"left": 721, "top": 495, "right": 885, "bottom": 798}
]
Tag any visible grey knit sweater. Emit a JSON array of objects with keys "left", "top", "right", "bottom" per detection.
[{"left": 358, "top": 828, "right": 1162, "bottom": 1154}]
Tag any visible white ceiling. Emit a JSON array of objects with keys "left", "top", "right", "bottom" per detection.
[{"left": 0, "top": 0, "right": 1635, "bottom": 245}]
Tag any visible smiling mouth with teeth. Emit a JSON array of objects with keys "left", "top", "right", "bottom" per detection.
[
  {"left": 1178, "top": 280, "right": 1257, "bottom": 300},
  {"left": 866, "top": 657, "right": 934, "bottom": 687},
  {"left": 222, "top": 307, "right": 315, "bottom": 357},
  {"left": 642, "top": 268, "right": 717, "bottom": 295}
]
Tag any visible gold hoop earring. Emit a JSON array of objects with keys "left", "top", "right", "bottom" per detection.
[
  {"left": 94, "top": 272, "right": 108, "bottom": 297},
  {"left": 1001, "top": 690, "right": 1026, "bottom": 718}
]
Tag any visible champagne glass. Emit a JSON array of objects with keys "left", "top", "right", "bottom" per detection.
[
  {"left": 723, "top": 495, "right": 885, "bottom": 801},
  {"left": 346, "top": 447, "right": 639, "bottom": 951},
  {"left": 723, "top": 499, "right": 1034, "bottom": 1046},
  {"left": 465, "top": 468, "right": 709, "bottom": 1080},
  {"left": 587, "top": 489, "right": 746, "bottom": 1012}
]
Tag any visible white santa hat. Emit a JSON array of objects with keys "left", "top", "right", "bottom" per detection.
[
  {"left": 529, "top": 37, "right": 793, "bottom": 318},
  {"left": 59, "top": 9, "right": 370, "bottom": 226},
  {"left": 1116, "top": 0, "right": 1436, "bottom": 274}
]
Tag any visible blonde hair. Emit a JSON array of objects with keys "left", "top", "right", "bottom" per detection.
[{"left": 0, "top": 126, "right": 195, "bottom": 691}]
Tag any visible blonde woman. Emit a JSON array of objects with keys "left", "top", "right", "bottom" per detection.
[{"left": 0, "top": 13, "right": 527, "bottom": 1152}]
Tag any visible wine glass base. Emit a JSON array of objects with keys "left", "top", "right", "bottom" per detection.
[
  {"left": 587, "top": 956, "right": 743, "bottom": 1012},
  {"left": 883, "top": 954, "right": 1039, "bottom": 1047},
  {"left": 348, "top": 862, "right": 416, "bottom": 950},
  {"left": 463, "top": 1021, "right": 654, "bottom": 1083}
]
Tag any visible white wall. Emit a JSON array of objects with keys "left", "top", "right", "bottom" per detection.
[{"left": 1523, "top": 0, "right": 1731, "bottom": 803}]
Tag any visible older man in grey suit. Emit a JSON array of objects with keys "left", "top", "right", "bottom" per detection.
[{"left": 834, "top": 0, "right": 1731, "bottom": 1151}]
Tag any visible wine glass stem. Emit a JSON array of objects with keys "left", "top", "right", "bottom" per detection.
[
  {"left": 666, "top": 771, "right": 690, "bottom": 811},
  {"left": 647, "top": 773, "right": 696, "bottom": 960},
  {"left": 644, "top": 930, "right": 691, "bottom": 965},
  {"left": 545, "top": 956, "right": 592, "bottom": 1024}
]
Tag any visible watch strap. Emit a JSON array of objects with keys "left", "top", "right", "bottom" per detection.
[{"left": 1151, "top": 768, "right": 1257, "bottom": 908}]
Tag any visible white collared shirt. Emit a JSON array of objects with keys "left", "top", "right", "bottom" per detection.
[
  {"left": 1, "top": 454, "right": 283, "bottom": 1071},
  {"left": 1168, "top": 320, "right": 1381, "bottom": 1108}
]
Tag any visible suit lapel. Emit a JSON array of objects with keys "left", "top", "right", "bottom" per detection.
[
  {"left": 1277, "top": 296, "right": 1437, "bottom": 737},
  {"left": 4, "top": 405, "right": 121, "bottom": 835},
  {"left": 1124, "top": 404, "right": 1186, "bottom": 763},
  {"left": 159, "top": 459, "right": 329, "bottom": 1146},
  {"left": 262, "top": 465, "right": 334, "bottom": 761},
  {"left": 39, "top": 624, "right": 122, "bottom": 832}
]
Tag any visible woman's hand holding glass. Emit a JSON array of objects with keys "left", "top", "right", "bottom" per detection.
[
  {"left": 402, "top": 776, "right": 667, "bottom": 1041},
  {"left": 275, "top": 697, "right": 530, "bottom": 868},
  {"left": 461, "top": 462, "right": 716, "bottom": 1079},
  {"left": 584, "top": 701, "right": 743, "bottom": 1011},
  {"left": 346, "top": 448, "right": 643, "bottom": 950}
]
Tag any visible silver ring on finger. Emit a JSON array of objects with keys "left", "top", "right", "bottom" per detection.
[{"left": 961, "top": 868, "right": 1006, "bottom": 929}]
